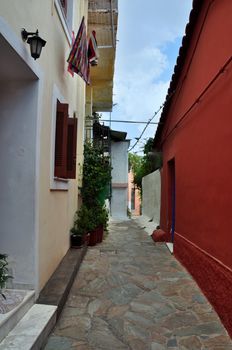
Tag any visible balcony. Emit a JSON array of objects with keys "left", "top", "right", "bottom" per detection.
[{"left": 87, "top": 0, "right": 118, "bottom": 112}]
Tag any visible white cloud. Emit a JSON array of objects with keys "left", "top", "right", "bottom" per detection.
[
  {"left": 106, "top": 0, "right": 193, "bottom": 153},
  {"left": 114, "top": 46, "right": 168, "bottom": 120}
]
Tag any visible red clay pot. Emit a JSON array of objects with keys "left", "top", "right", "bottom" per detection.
[
  {"left": 89, "top": 229, "right": 98, "bottom": 246},
  {"left": 97, "top": 225, "right": 104, "bottom": 243}
]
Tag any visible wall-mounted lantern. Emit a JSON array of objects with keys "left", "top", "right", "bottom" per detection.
[{"left": 21, "top": 29, "right": 46, "bottom": 60}]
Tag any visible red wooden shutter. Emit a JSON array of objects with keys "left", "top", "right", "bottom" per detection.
[
  {"left": 54, "top": 101, "right": 68, "bottom": 178},
  {"left": 66, "top": 117, "right": 78, "bottom": 179}
]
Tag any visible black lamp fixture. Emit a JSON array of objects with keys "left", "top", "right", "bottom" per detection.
[{"left": 21, "top": 29, "right": 46, "bottom": 60}]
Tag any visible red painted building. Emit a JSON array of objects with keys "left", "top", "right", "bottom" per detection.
[{"left": 154, "top": 0, "right": 232, "bottom": 336}]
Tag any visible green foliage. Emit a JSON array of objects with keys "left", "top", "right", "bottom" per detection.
[
  {"left": 129, "top": 138, "right": 162, "bottom": 191},
  {"left": 0, "top": 254, "right": 12, "bottom": 296},
  {"left": 127, "top": 207, "right": 132, "bottom": 218},
  {"left": 71, "top": 205, "right": 95, "bottom": 236},
  {"left": 93, "top": 203, "right": 109, "bottom": 230},
  {"left": 81, "top": 142, "right": 111, "bottom": 206},
  {"left": 71, "top": 142, "right": 111, "bottom": 237}
]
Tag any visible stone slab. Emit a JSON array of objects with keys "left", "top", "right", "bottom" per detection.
[
  {"left": 45, "top": 220, "right": 232, "bottom": 349},
  {"left": 0, "top": 289, "right": 35, "bottom": 343},
  {"left": 0, "top": 304, "right": 57, "bottom": 350}
]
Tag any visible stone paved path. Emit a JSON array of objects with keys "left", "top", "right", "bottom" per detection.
[{"left": 45, "top": 219, "right": 232, "bottom": 349}]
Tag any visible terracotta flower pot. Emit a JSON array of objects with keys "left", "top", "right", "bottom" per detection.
[
  {"left": 89, "top": 229, "right": 98, "bottom": 246},
  {"left": 97, "top": 225, "right": 104, "bottom": 243}
]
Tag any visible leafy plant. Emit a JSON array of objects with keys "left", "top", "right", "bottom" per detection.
[
  {"left": 93, "top": 203, "right": 109, "bottom": 230},
  {"left": 0, "top": 254, "right": 13, "bottom": 299},
  {"left": 81, "top": 142, "right": 111, "bottom": 207},
  {"left": 71, "top": 141, "right": 111, "bottom": 239},
  {"left": 127, "top": 207, "right": 132, "bottom": 218},
  {"left": 71, "top": 204, "right": 97, "bottom": 236},
  {"left": 129, "top": 138, "right": 163, "bottom": 191}
]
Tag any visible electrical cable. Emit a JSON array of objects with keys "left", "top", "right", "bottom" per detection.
[
  {"left": 161, "top": 55, "right": 232, "bottom": 146},
  {"left": 128, "top": 90, "right": 176, "bottom": 152},
  {"left": 126, "top": 0, "right": 210, "bottom": 155},
  {"left": 100, "top": 119, "right": 158, "bottom": 124},
  {"left": 161, "top": 0, "right": 215, "bottom": 142}
]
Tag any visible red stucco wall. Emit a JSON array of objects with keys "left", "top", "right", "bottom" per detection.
[{"left": 159, "top": 0, "right": 232, "bottom": 336}]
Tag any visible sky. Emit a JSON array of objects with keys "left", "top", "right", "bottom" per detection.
[{"left": 102, "top": 0, "right": 193, "bottom": 154}]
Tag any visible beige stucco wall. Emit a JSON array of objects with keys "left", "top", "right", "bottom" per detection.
[
  {"left": 0, "top": 0, "right": 88, "bottom": 290},
  {"left": 142, "top": 170, "right": 161, "bottom": 226}
]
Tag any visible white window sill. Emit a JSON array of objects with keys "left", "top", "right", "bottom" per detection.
[
  {"left": 50, "top": 177, "right": 69, "bottom": 191},
  {"left": 54, "top": 0, "right": 72, "bottom": 45}
]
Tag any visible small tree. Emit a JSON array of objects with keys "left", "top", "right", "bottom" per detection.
[
  {"left": 81, "top": 142, "right": 111, "bottom": 206},
  {"left": 129, "top": 138, "right": 162, "bottom": 191},
  {"left": 128, "top": 153, "right": 143, "bottom": 191},
  {"left": 71, "top": 142, "right": 111, "bottom": 238}
]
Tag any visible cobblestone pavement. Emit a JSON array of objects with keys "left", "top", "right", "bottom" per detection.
[{"left": 45, "top": 219, "right": 232, "bottom": 349}]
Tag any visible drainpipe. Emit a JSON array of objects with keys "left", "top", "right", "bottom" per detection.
[{"left": 110, "top": 0, "right": 115, "bottom": 48}]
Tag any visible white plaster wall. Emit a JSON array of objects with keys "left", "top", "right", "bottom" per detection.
[
  {"left": 111, "top": 141, "right": 129, "bottom": 183},
  {"left": 111, "top": 188, "right": 128, "bottom": 219},
  {"left": 0, "top": 80, "right": 38, "bottom": 287},
  {"left": 0, "top": 0, "right": 88, "bottom": 291},
  {"left": 111, "top": 141, "right": 129, "bottom": 219},
  {"left": 142, "top": 170, "right": 161, "bottom": 226}
]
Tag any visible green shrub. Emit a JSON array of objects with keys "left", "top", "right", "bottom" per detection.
[
  {"left": 0, "top": 254, "right": 12, "bottom": 298},
  {"left": 71, "top": 142, "right": 111, "bottom": 238}
]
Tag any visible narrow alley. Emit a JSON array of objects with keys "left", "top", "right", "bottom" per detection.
[{"left": 45, "top": 220, "right": 232, "bottom": 350}]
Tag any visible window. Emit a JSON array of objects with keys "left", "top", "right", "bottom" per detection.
[
  {"left": 54, "top": 100, "right": 77, "bottom": 179},
  {"left": 60, "top": 0, "right": 67, "bottom": 16},
  {"left": 55, "top": 0, "right": 74, "bottom": 42}
]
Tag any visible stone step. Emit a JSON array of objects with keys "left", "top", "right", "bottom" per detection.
[
  {"left": 0, "top": 289, "right": 35, "bottom": 343},
  {"left": 0, "top": 304, "right": 57, "bottom": 349}
]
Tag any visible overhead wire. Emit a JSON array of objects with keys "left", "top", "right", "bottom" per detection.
[
  {"left": 161, "top": 55, "right": 232, "bottom": 146},
  {"left": 129, "top": 0, "right": 216, "bottom": 152},
  {"left": 128, "top": 90, "right": 176, "bottom": 152}
]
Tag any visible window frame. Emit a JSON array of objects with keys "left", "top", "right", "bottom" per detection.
[
  {"left": 66, "top": 117, "right": 78, "bottom": 179},
  {"left": 50, "top": 86, "right": 70, "bottom": 191},
  {"left": 54, "top": 0, "right": 74, "bottom": 45},
  {"left": 53, "top": 99, "right": 78, "bottom": 180},
  {"left": 60, "top": 0, "right": 68, "bottom": 16},
  {"left": 54, "top": 101, "right": 69, "bottom": 179}
]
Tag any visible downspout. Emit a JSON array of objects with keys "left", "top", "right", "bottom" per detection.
[{"left": 110, "top": 0, "right": 115, "bottom": 48}]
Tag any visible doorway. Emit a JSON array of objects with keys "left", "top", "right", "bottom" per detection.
[{"left": 0, "top": 33, "right": 39, "bottom": 289}]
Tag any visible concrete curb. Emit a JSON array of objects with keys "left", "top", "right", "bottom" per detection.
[{"left": 37, "top": 244, "right": 87, "bottom": 320}]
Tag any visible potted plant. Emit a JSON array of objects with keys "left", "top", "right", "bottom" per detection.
[
  {"left": 93, "top": 204, "right": 109, "bottom": 243},
  {"left": 0, "top": 254, "right": 12, "bottom": 299},
  {"left": 71, "top": 142, "right": 111, "bottom": 248},
  {"left": 81, "top": 142, "right": 111, "bottom": 206},
  {"left": 70, "top": 205, "right": 94, "bottom": 248},
  {"left": 87, "top": 206, "right": 100, "bottom": 246},
  {"left": 70, "top": 227, "right": 85, "bottom": 248}
]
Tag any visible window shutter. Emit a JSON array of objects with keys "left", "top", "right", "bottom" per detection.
[
  {"left": 54, "top": 101, "right": 68, "bottom": 178},
  {"left": 66, "top": 117, "right": 78, "bottom": 179}
]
